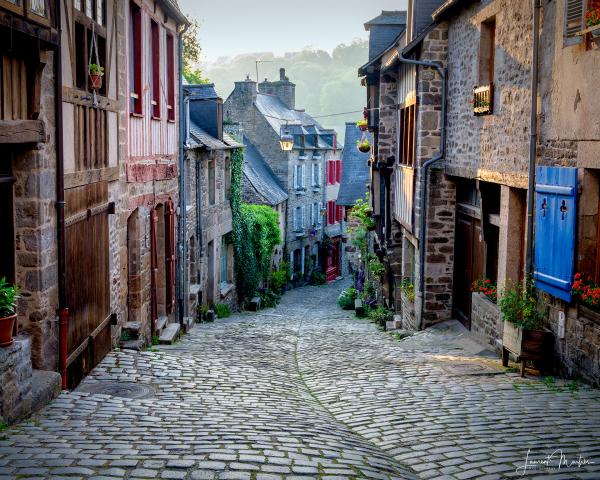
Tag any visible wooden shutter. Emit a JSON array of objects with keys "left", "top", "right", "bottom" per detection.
[
  {"left": 534, "top": 167, "right": 577, "bottom": 301},
  {"left": 150, "top": 208, "right": 158, "bottom": 332},
  {"left": 165, "top": 200, "right": 175, "bottom": 312},
  {"left": 564, "top": 0, "right": 585, "bottom": 45},
  {"left": 336, "top": 160, "right": 342, "bottom": 183}
]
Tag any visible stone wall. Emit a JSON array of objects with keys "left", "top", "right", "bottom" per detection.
[
  {"left": 0, "top": 338, "right": 32, "bottom": 424},
  {"left": 444, "top": 0, "right": 532, "bottom": 189},
  {"left": 471, "top": 292, "right": 502, "bottom": 351}
]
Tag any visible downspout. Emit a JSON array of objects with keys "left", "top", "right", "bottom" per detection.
[
  {"left": 55, "top": 1, "right": 68, "bottom": 389},
  {"left": 177, "top": 24, "right": 189, "bottom": 326},
  {"left": 525, "top": 0, "right": 541, "bottom": 277},
  {"left": 397, "top": 50, "right": 447, "bottom": 331}
]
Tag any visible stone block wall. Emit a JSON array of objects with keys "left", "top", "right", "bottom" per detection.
[
  {"left": 471, "top": 292, "right": 503, "bottom": 351},
  {"left": 0, "top": 338, "right": 32, "bottom": 424}
]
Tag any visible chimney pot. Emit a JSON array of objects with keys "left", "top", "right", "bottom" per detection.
[{"left": 280, "top": 68, "right": 286, "bottom": 81}]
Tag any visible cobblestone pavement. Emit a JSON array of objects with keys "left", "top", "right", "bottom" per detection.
[{"left": 1, "top": 281, "right": 600, "bottom": 480}]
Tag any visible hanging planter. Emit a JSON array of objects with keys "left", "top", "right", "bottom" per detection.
[
  {"left": 356, "top": 119, "right": 368, "bottom": 132},
  {"left": 357, "top": 138, "right": 371, "bottom": 153},
  {"left": 89, "top": 63, "right": 104, "bottom": 91},
  {"left": 0, "top": 278, "right": 20, "bottom": 348}
]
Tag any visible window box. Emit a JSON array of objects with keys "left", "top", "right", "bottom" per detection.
[
  {"left": 502, "top": 321, "right": 554, "bottom": 376},
  {"left": 578, "top": 303, "right": 600, "bottom": 325},
  {"left": 472, "top": 84, "right": 494, "bottom": 116},
  {"left": 577, "top": 23, "right": 600, "bottom": 39}
]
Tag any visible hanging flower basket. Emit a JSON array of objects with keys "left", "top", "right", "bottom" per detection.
[
  {"left": 357, "top": 139, "right": 371, "bottom": 153},
  {"left": 89, "top": 64, "right": 104, "bottom": 91},
  {"left": 356, "top": 119, "right": 368, "bottom": 132}
]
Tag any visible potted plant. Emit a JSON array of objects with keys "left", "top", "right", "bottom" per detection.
[
  {"left": 586, "top": 6, "right": 600, "bottom": 37},
  {"left": 571, "top": 273, "right": 600, "bottom": 320},
  {"left": 0, "top": 278, "right": 20, "bottom": 347},
  {"left": 471, "top": 278, "right": 497, "bottom": 303},
  {"left": 356, "top": 119, "right": 368, "bottom": 131},
  {"left": 89, "top": 64, "right": 104, "bottom": 90},
  {"left": 499, "top": 280, "right": 553, "bottom": 376},
  {"left": 356, "top": 138, "right": 371, "bottom": 153}
]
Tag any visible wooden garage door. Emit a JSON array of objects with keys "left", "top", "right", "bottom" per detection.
[{"left": 65, "top": 182, "right": 112, "bottom": 388}]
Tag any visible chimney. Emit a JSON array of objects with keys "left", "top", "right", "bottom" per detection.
[
  {"left": 257, "top": 67, "right": 296, "bottom": 110},
  {"left": 280, "top": 68, "right": 287, "bottom": 81},
  {"left": 232, "top": 74, "right": 257, "bottom": 106}
]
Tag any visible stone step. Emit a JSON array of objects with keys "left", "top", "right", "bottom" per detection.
[
  {"left": 156, "top": 316, "right": 168, "bottom": 333},
  {"left": 122, "top": 321, "right": 141, "bottom": 337},
  {"left": 30, "top": 370, "right": 61, "bottom": 414},
  {"left": 183, "top": 316, "right": 194, "bottom": 333},
  {"left": 120, "top": 339, "right": 145, "bottom": 351},
  {"left": 159, "top": 323, "right": 180, "bottom": 345}
]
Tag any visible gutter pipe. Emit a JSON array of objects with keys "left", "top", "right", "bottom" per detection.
[
  {"left": 177, "top": 24, "right": 189, "bottom": 326},
  {"left": 397, "top": 49, "right": 447, "bottom": 331},
  {"left": 54, "top": 1, "right": 68, "bottom": 389},
  {"left": 525, "top": 0, "right": 541, "bottom": 277}
]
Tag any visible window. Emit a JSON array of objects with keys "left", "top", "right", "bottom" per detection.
[
  {"left": 326, "top": 200, "right": 337, "bottom": 225},
  {"left": 311, "top": 203, "right": 320, "bottom": 226},
  {"left": 129, "top": 1, "right": 142, "bottom": 114},
  {"left": 312, "top": 163, "right": 321, "bottom": 187},
  {"left": 220, "top": 237, "right": 230, "bottom": 286},
  {"left": 295, "top": 164, "right": 305, "bottom": 190},
  {"left": 150, "top": 20, "right": 160, "bottom": 118},
  {"left": 208, "top": 160, "right": 215, "bottom": 205},
  {"left": 398, "top": 104, "right": 416, "bottom": 166},
  {"left": 294, "top": 206, "right": 303, "bottom": 231},
  {"left": 166, "top": 33, "right": 175, "bottom": 121},
  {"left": 564, "top": 0, "right": 585, "bottom": 45},
  {"left": 479, "top": 18, "right": 496, "bottom": 86}
]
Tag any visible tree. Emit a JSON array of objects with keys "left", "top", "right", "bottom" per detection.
[{"left": 182, "top": 18, "right": 209, "bottom": 84}]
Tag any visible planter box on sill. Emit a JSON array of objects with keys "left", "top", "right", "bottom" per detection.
[{"left": 502, "top": 321, "right": 554, "bottom": 377}]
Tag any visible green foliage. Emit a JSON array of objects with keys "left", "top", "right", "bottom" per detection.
[
  {"left": 348, "top": 194, "right": 375, "bottom": 258},
  {"left": 121, "top": 331, "right": 131, "bottom": 342},
  {"left": 197, "top": 304, "right": 209, "bottom": 322},
  {"left": 0, "top": 277, "right": 19, "bottom": 317},
  {"left": 151, "top": 335, "right": 159, "bottom": 346},
  {"left": 310, "top": 271, "right": 326, "bottom": 286},
  {"left": 270, "top": 263, "right": 290, "bottom": 295},
  {"left": 89, "top": 64, "right": 104, "bottom": 76},
  {"left": 498, "top": 280, "right": 543, "bottom": 330},
  {"left": 214, "top": 303, "right": 232, "bottom": 318},
  {"left": 338, "top": 288, "right": 357, "bottom": 310},
  {"left": 368, "top": 306, "right": 394, "bottom": 326},
  {"left": 368, "top": 258, "right": 385, "bottom": 278},
  {"left": 401, "top": 278, "right": 415, "bottom": 303},
  {"left": 362, "top": 282, "right": 376, "bottom": 301},
  {"left": 182, "top": 18, "right": 209, "bottom": 84},
  {"left": 258, "top": 289, "right": 280, "bottom": 309}
]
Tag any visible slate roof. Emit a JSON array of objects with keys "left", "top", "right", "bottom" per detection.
[
  {"left": 188, "top": 121, "right": 229, "bottom": 150},
  {"left": 243, "top": 137, "right": 288, "bottom": 206},
  {"left": 157, "top": 0, "right": 187, "bottom": 25},
  {"left": 337, "top": 123, "right": 371, "bottom": 207},
  {"left": 363, "top": 11, "right": 407, "bottom": 61},
  {"left": 255, "top": 94, "right": 341, "bottom": 149},
  {"left": 184, "top": 83, "right": 220, "bottom": 100}
]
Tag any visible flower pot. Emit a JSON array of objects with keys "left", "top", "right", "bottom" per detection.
[
  {"left": 357, "top": 144, "right": 370, "bottom": 153},
  {"left": 0, "top": 313, "right": 16, "bottom": 347},
  {"left": 89, "top": 74, "right": 103, "bottom": 90}
]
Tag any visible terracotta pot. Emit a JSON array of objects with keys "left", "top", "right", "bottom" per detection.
[
  {"left": 89, "top": 74, "right": 103, "bottom": 90},
  {"left": 358, "top": 144, "right": 370, "bottom": 153},
  {"left": 358, "top": 124, "right": 368, "bottom": 131},
  {"left": 0, "top": 313, "right": 16, "bottom": 347}
]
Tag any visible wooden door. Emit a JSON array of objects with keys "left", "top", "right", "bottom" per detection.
[
  {"left": 150, "top": 208, "right": 158, "bottom": 334},
  {"left": 452, "top": 213, "right": 484, "bottom": 329},
  {"left": 65, "top": 182, "right": 112, "bottom": 388}
]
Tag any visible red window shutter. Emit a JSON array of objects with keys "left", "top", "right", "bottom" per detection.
[
  {"left": 328, "top": 161, "right": 333, "bottom": 185},
  {"left": 165, "top": 201, "right": 176, "bottom": 313},
  {"left": 336, "top": 205, "right": 343, "bottom": 223},
  {"left": 336, "top": 160, "right": 342, "bottom": 183},
  {"left": 130, "top": 2, "right": 142, "bottom": 115},
  {"left": 166, "top": 34, "right": 175, "bottom": 121},
  {"left": 150, "top": 20, "right": 160, "bottom": 118},
  {"left": 150, "top": 209, "right": 158, "bottom": 333}
]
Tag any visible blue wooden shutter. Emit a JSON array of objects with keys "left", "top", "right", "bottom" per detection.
[{"left": 534, "top": 166, "right": 577, "bottom": 301}]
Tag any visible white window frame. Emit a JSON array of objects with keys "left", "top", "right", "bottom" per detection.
[{"left": 312, "top": 163, "right": 321, "bottom": 187}]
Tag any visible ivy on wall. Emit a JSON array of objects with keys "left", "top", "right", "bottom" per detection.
[{"left": 230, "top": 147, "right": 282, "bottom": 302}]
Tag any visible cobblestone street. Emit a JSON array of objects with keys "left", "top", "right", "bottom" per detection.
[{"left": 1, "top": 281, "right": 600, "bottom": 480}]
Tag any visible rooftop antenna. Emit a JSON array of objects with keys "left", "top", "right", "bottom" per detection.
[{"left": 255, "top": 59, "right": 273, "bottom": 91}]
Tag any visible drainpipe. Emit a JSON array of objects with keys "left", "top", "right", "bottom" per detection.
[
  {"left": 177, "top": 24, "right": 189, "bottom": 325},
  {"left": 525, "top": 0, "right": 541, "bottom": 277},
  {"left": 397, "top": 50, "right": 447, "bottom": 331},
  {"left": 54, "top": 0, "right": 68, "bottom": 389}
]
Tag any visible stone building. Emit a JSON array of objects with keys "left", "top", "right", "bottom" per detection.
[
  {"left": 224, "top": 69, "right": 340, "bottom": 281},
  {"left": 121, "top": 0, "right": 187, "bottom": 349},
  {"left": 242, "top": 138, "right": 288, "bottom": 269},
  {"left": 364, "top": 0, "right": 600, "bottom": 385},
  {"left": 183, "top": 83, "right": 242, "bottom": 314},
  {"left": 337, "top": 122, "right": 372, "bottom": 274}
]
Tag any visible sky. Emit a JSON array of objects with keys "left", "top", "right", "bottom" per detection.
[{"left": 179, "top": 0, "right": 408, "bottom": 64}]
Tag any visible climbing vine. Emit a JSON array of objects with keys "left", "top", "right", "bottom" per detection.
[{"left": 230, "top": 147, "right": 282, "bottom": 302}]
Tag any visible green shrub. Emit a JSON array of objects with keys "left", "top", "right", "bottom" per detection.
[
  {"left": 214, "top": 303, "right": 232, "bottom": 318},
  {"left": 310, "top": 271, "right": 326, "bottom": 285},
  {"left": 196, "top": 304, "right": 209, "bottom": 322},
  {"left": 338, "top": 288, "right": 357, "bottom": 310},
  {"left": 259, "top": 289, "right": 280, "bottom": 308},
  {"left": 498, "top": 280, "right": 543, "bottom": 330},
  {"left": 0, "top": 277, "right": 19, "bottom": 317},
  {"left": 368, "top": 306, "right": 394, "bottom": 326},
  {"left": 270, "top": 264, "right": 289, "bottom": 294},
  {"left": 368, "top": 258, "right": 385, "bottom": 278}
]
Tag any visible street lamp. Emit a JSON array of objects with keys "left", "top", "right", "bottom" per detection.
[{"left": 279, "top": 125, "right": 294, "bottom": 151}]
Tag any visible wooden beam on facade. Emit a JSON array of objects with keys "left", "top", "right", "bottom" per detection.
[{"left": 0, "top": 119, "right": 45, "bottom": 143}]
